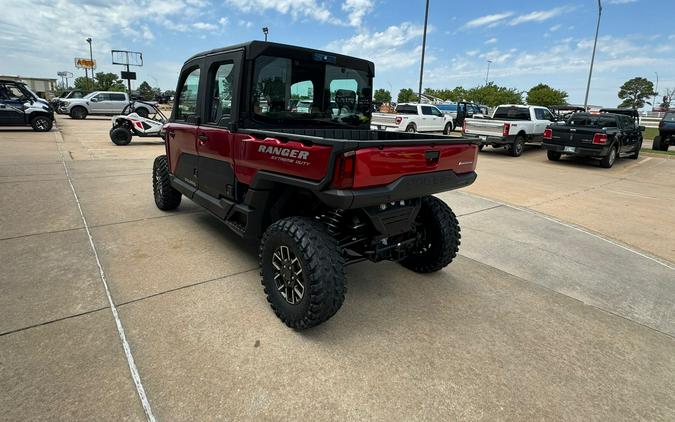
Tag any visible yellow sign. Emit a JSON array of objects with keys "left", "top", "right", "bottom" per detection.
[{"left": 74, "top": 58, "right": 96, "bottom": 69}]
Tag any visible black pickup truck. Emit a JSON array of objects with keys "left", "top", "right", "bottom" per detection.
[
  {"left": 653, "top": 111, "right": 674, "bottom": 151},
  {"left": 542, "top": 109, "right": 644, "bottom": 168}
]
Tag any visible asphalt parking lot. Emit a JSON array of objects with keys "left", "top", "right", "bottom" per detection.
[{"left": 1, "top": 116, "right": 674, "bottom": 421}]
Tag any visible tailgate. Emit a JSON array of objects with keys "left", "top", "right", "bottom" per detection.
[
  {"left": 351, "top": 143, "right": 478, "bottom": 189},
  {"left": 371, "top": 113, "right": 397, "bottom": 126},
  {"left": 464, "top": 119, "right": 504, "bottom": 137},
  {"left": 550, "top": 126, "right": 604, "bottom": 150}
]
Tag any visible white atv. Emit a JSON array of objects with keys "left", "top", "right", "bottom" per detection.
[{"left": 109, "top": 100, "right": 167, "bottom": 146}]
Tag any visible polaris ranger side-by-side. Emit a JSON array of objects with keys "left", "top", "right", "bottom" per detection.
[{"left": 153, "top": 41, "right": 479, "bottom": 329}]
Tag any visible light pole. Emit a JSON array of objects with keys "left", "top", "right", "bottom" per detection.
[
  {"left": 653, "top": 72, "right": 659, "bottom": 111},
  {"left": 262, "top": 27, "right": 269, "bottom": 42},
  {"left": 583, "top": 0, "right": 602, "bottom": 110},
  {"left": 86, "top": 37, "right": 94, "bottom": 90},
  {"left": 485, "top": 60, "right": 492, "bottom": 85},
  {"left": 417, "top": 0, "right": 429, "bottom": 103}
]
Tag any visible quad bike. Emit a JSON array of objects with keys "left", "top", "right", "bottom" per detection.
[{"left": 109, "top": 100, "right": 168, "bottom": 146}]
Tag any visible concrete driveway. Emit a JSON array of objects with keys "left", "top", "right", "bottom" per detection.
[{"left": 1, "top": 117, "right": 674, "bottom": 421}]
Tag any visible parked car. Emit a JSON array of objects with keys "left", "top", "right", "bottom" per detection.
[
  {"left": 542, "top": 109, "right": 644, "bottom": 168},
  {"left": 153, "top": 41, "right": 479, "bottom": 329},
  {"left": 0, "top": 80, "right": 54, "bottom": 131},
  {"left": 371, "top": 103, "right": 454, "bottom": 134},
  {"left": 463, "top": 105, "right": 556, "bottom": 156},
  {"left": 59, "top": 91, "right": 156, "bottom": 119},
  {"left": 436, "top": 102, "right": 487, "bottom": 131},
  {"left": 653, "top": 111, "right": 674, "bottom": 151},
  {"left": 51, "top": 90, "right": 90, "bottom": 112}
]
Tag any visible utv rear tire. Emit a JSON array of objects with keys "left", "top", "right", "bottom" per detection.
[
  {"left": 110, "top": 126, "right": 132, "bottom": 146},
  {"left": 401, "top": 196, "right": 460, "bottom": 273},
  {"left": 69, "top": 106, "right": 87, "bottom": 119},
  {"left": 152, "top": 155, "right": 181, "bottom": 210},
  {"left": 600, "top": 144, "right": 618, "bottom": 168},
  {"left": 547, "top": 150, "right": 561, "bottom": 161},
  {"left": 260, "top": 217, "right": 346, "bottom": 329},
  {"left": 30, "top": 116, "right": 52, "bottom": 132},
  {"left": 509, "top": 135, "right": 525, "bottom": 157}
]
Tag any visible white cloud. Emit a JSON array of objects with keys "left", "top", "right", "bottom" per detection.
[
  {"left": 326, "top": 22, "right": 427, "bottom": 70},
  {"left": 192, "top": 22, "right": 217, "bottom": 30},
  {"left": 510, "top": 7, "right": 570, "bottom": 26},
  {"left": 239, "top": 20, "right": 253, "bottom": 29},
  {"left": 224, "top": 0, "right": 333, "bottom": 23},
  {"left": 485, "top": 37, "right": 497, "bottom": 44},
  {"left": 342, "top": 0, "right": 374, "bottom": 27},
  {"left": 464, "top": 12, "right": 513, "bottom": 28},
  {"left": 549, "top": 24, "right": 562, "bottom": 32},
  {"left": 142, "top": 25, "right": 155, "bottom": 41},
  {"left": 466, "top": 50, "right": 480, "bottom": 57},
  {"left": 218, "top": 17, "right": 229, "bottom": 25},
  {"left": 607, "top": 0, "right": 638, "bottom": 4}
]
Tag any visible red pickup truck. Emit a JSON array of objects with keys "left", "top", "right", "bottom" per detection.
[{"left": 153, "top": 41, "right": 479, "bottom": 329}]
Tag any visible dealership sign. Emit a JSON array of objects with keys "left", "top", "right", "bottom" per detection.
[{"left": 74, "top": 58, "right": 96, "bottom": 69}]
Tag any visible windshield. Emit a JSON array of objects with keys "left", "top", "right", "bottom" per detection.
[
  {"left": 251, "top": 55, "right": 372, "bottom": 128},
  {"left": 663, "top": 112, "right": 675, "bottom": 122}
]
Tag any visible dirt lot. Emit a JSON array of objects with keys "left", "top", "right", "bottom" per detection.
[{"left": 1, "top": 116, "right": 674, "bottom": 421}]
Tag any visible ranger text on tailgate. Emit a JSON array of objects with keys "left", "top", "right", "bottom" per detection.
[{"left": 154, "top": 41, "right": 479, "bottom": 329}]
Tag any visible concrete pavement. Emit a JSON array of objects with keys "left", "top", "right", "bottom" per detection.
[{"left": 1, "top": 117, "right": 674, "bottom": 421}]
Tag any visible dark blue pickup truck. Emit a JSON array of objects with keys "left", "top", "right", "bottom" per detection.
[
  {"left": 653, "top": 111, "right": 674, "bottom": 151},
  {"left": 542, "top": 109, "right": 644, "bottom": 168}
]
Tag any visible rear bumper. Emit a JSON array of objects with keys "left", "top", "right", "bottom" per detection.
[
  {"left": 465, "top": 134, "right": 515, "bottom": 145},
  {"left": 370, "top": 124, "right": 402, "bottom": 132},
  {"left": 542, "top": 142, "right": 609, "bottom": 157},
  {"left": 316, "top": 170, "right": 477, "bottom": 209}
]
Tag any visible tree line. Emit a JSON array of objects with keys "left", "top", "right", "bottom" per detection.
[{"left": 60, "top": 72, "right": 174, "bottom": 100}]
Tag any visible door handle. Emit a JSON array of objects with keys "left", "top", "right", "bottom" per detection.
[{"left": 198, "top": 134, "right": 208, "bottom": 142}]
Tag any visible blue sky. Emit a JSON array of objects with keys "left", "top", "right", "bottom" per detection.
[{"left": 1, "top": 0, "right": 672, "bottom": 107}]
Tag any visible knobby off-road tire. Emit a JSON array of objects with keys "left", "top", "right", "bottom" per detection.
[
  {"left": 600, "top": 144, "right": 618, "bottom": 168},
  {"left": 547, "top": 150, "right": 561, "bottom": 161},
  {"left": 110, "top": 126, "right": 132, "bottom": 145},
  {"left": 30, "top": 115, "right": 52, "bottom": 132},
  {"left": 509, "top": 135, "right": 525, "bottom": 157},
  {"left": 152, "top": 155, "right": 181, "bottom": 210},
  {"left": 400, "top": 196, "right": 460, "bottom": 273},
  {"left": 260, "top": 217, "right": 346, "bottom": 329}
]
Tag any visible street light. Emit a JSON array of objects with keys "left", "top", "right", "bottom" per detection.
[
  {"left": 262, "top": 27, "right": 269, "bottom": 42},
  {"left": 417, "top": 0, "right": 429, "bottom": 103},
  {"left": 485, "top": 60, "right": 492, "bottom": 85},
  {"left": 653, "top": 72, "right": 659, "bottom": 111},
  {"left": 86, "top": 37, "right": 94, "bottom": 90},
  {"left": 583, "top": 0, "right": 602, "bottom": 111}
]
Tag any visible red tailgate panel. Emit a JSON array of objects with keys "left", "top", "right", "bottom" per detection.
[
  {"left": 352, "top": 144, "right": 478, "bottom": 189},
  {"left": 233, "top": 134, "right": 333, "bottom": 185}
]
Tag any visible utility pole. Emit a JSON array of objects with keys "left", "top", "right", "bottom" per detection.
[
  {"left": 86, "top": 37, "right": 94, "bottom": 90},
  {"left": 583, "top": 0, "right": 602, "bottom": 110},
  {"left": 417, "top": 0, "right": 429, "bottom": 103},
  {"left": 653, "top": 72, "right": 659, "bottom": 111},
  {"left": 485, "top": 60, "right": 492, "bottom": 85}
]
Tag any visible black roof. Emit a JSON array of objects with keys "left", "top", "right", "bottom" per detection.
[
  {"left": 599, "top": 108, "right": 639, "bottom": 117},
  {"left": 184, "top": 41, "right": 374, "bottom": 75}
]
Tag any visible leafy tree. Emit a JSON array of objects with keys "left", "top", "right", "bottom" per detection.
[
  {"left": 373, "top": 88, "right": 392, "bottom": 103},
  {"left": 526, "top": 84, "right": 568, "bottom": 107},
  {"left": 423, "top": 87, "right": 467, "bottom": 102},
  {"left": 137, "top": 81, "right": 155, "bottom": 100},
  {"left": 618, "top": 77, "right": 657, "bottom": 109},
  {"left": 465, "top": 83, "right": 523, "bottom": 107},
  {"left": 73, "top": 76, "right": 94, "bottom": 91},
  {"left": 94, "top": 72, "right": 126, "bottom": 91},
  {"left": 397, "top": 88, "right": 417, "bottom": 103},
  {"left": 163, "top": 90, "right": 176, "bottom": 97}
]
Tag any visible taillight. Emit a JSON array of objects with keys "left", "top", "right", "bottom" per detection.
[
  {"left": 502, "top": 123, "right": 510, "bottom": 137},
  {"left": 395, "top": 116, "right": 402, "bottom": 125},
  {"left": 592, "top": 133, "right": 608, "bottom": 144},
  {"left": 331, "top": 151, "right": 356, "bottom": 189},
  {"left": 543, "top": 128, "right": 553, "bottom": 140}
]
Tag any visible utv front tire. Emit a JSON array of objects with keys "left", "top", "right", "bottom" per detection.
[
  {"left": 401, "top": 196, "right": 460, "bottom": 273},
  {"left": 30, "top": 115, "right": 52, "bottom": 132},
  {"left": 260, "top": 217, "right": 346, "bottom": 329},
  {"left": 152, "top": 155, "right": 181, "bottom": 210},
  {"left": 110, "top": 126, "right": 132, "bottom": 145}
]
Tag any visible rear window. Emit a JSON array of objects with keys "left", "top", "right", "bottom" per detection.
[
  {"left": 664, "top": 112, "right": 675, "bottom": 122},
  {"left": 493, "top": 106, "right": 531, "bottom": 120},
  {"left": 395, "top": 105, "right": 418, "bottom": 115},
  {"left": 567, "top": 114, "right": 617, "bottom": 128}
]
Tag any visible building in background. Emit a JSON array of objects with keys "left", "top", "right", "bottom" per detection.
[{"left": 0, "top": 75, "right": 58, "bottom": 99}]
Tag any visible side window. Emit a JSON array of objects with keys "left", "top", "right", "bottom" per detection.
[
  {"left": 330, "top": 79, "right": 357, "bottom": 116},
  {"left": 207, "top": 62, "right": 235, "bottom": 124},
  {"left": 110, "top": 93, "right": 126, "bottom": 101},
  {"left": 534, "top": 109, "right": 545, "bottom": 120},
  {"left": 290, "top": 80, "right": 314, "bottom": 112},
  {"left": 176, "top": 67, "right": 201, "bottom": 120},
  {"left": 431, "top": 107, "right": 443, "bottom": 117},
  {"left": 542, "top": 109, "right": 553, "bottom": 121},
  {"left": 95, "top": 93, "right": 110, "bottom": 101},
  {"left": 421, "top": 106, "right": 433, "bottom": 115}
]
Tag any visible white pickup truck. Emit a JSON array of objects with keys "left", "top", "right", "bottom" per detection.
[
  {"left": 59, "top": 91, "right": 156, "bottom": 120},
  {"left": 463, "top": 105, "right": 555, "bottom": 156},
  {"left": 371, "top": 103, "right": 453, "bottom": 134}
]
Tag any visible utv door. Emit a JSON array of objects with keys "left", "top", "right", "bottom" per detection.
[
  {"left": 166, "top": 66, "right": 202, "bottom": 190},
  {"left": 0, "top": 83, "right": 28, "bottom": 125},
  {"left": 195, "top": 52, "right": 243, "bottom": 201}
]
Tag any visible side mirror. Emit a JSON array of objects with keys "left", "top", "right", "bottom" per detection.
[
  {"left": 90, "top": 98, "right": 98, "bottom": 102},
  {"left": 639, "top": 125, "right": 646, "bottom": 132}
]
